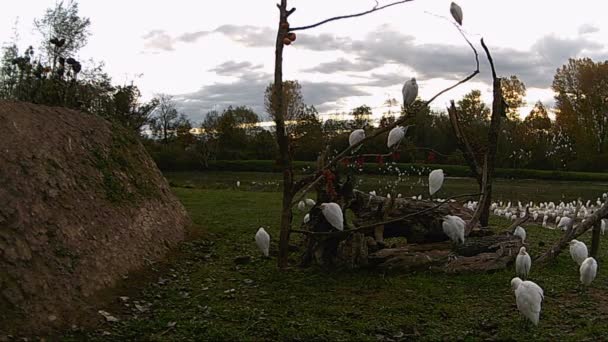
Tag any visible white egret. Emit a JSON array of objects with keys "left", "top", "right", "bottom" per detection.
[
  {"left": 442, "top": 215, "right": 465, "bottom": 244},
  {"left": 402, "top": 78, "right": 418, "bottom": 106},
  {"left": 387, "top": 126, "right": 408, "bottom": 149},
  {"left": 450, "top": 2, "right": 463, "bottom": 25},
  {"left": 557, "top": 216, "right": 572, "bottom": 230},
  {"left": 580, "top": 257, "right": 598, "bottom": 286},
  {"left": 601, "top": 218, "right": 607, "bottom": 235},
  {"left": 428, "top": 169, "right": 445, "bottom": 196},
  {"left": 569, "top": 240, "right": 588, "bottom": 266},
  {"left": 255, "top": 227, "right": 270, "bottom": 257},
  {"left": 511, "top": 277, "right": 544, "bottom": 326},
  {"left": 303, "top": 213, "right": 310, "bottom": 224},
  {"left": 515, "top": 247, "right": 531, "bottom": 279},
  {"left": 320, "top": 202, "right": 344, "bottom": 231},
  {"left": 349, "top": 129, "right": 365, "bottom": 147},
  {"left": 297, "top": 200, "right": 306, "bottom": 212},
  {"left": 236, "top": 181, "right": 240, "bottom": 188},
  {"left": 514, "top": 226, "right": 526, "bottom": 243},
  {"left": 305, "top": 198, "right": 316, "bottom": 207}
]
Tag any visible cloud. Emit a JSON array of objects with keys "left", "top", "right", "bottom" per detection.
[
  {"left": 142, "top": 25, "right": 275, "bottom": 52},
  {"left": 295, "top": 27, "right": 608, "bottom": 89},
  {"left": 142, "top": 30, "right": 175, "bottom": 51},
  {"left": 578, "top": 23, "right": 599, "bottom": 35},
  {"left": 209, "top": 61, "right": 263, "bottom": 76},
  {"left": 174, "top": 65, "right": 370, "bottom": 122}
]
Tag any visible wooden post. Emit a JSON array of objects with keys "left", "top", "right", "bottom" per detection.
[{"left": 591, "top": 221, "right": 601, "bottom": 258}]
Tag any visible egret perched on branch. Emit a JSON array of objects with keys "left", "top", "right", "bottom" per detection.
[
  {"left": 305, "top": 198, "right": 316, "bottom": 207},
  {"left": 511, "top": 277, "right": 544, "bottom": 326},
  {"left": 515, "top": 247, "right": 531, "bottom": 279},
  {"left": 255, "top": 227, "right": 270, "bottom": 257},
  {"left": 514, "top": 226, "right": 526, "bottom": 243},
  {"left": 349, "top": 129, "right": 365, "bottom": 147},
  {"left": 297, "top": 200, "right": 306, "bottom": 212},
  {"left": 442, "top": 215, "right": 465, "bottom": 244},
  {"left": 569, "top": 239, "right": 588, "bottom": 266},
  {"left": 428, "top": 169, "right": 444, "bottom": 196},
  {"left": 387, "top": 126, "right": 408, "bottom": 149},
  {"left": 450, "top": 2, "right": 463, "bottom": 26},
  {"left": 320, "top": 202, "right": 344, "bottom": 231},
  {"left": 580, "top": 257, "right": 597, "bottom": 286},
  {"left": 402, "top": 78, "right": 418, "bottom": 107}
]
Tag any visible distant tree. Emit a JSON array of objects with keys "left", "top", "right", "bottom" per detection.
[
  {"left": 150, "top": 94, "right": 180, "bottom": 144},
  {"left": 456, "top": 90, "right": 491, "bottom": 124},
  {"left": 34, "top": 0, "right": 91, "bottom": 69},
  {"left": 264, "top": 80, "right": 305, "bottom": 123},
  {"left": 553, "top": 58, "right": 608, "bottom": 156},
  {"left": 292, "top": 105, "right": 324, "bottom": 160},
  {"left": 216, "top": 106, "right": 260, "bottom": 159},
  {"left": 350, "top": 105, "right": 372, "bottom": 129},
  {"left": 501, "top": 75, "right": 526, "bottom": 121},
  {"left": 524, "top": 101, "right": 551, "bottom": 132},
  {"left": 111, "top": 85, "right": 158, "bottom": 134}
]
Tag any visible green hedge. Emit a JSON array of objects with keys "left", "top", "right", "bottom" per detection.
[{"left": 197, "top": 160, "right": 608, "bottom": 182}]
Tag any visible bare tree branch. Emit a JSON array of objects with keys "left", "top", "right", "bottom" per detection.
[
  {"left": 289, "top": 0, "right": 414, "bottom": 32},
  {"left": 481, "top": 38, "right": 497, "bottom": 79}
]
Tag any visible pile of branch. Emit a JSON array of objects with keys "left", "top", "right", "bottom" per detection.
[{"left": 368, "top": 233, "right": 523, "bottom": 273}]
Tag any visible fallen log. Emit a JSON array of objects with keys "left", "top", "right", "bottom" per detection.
[{"left": 368, "top": 233, "right": 522, "bottom": 273}]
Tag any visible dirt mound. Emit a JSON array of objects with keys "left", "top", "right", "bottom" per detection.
[{"left": 0, "top": 101, "right": 190, "bottom": 334}]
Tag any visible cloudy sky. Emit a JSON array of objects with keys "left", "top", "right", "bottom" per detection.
[{"left": 2, "top": 0, "right": 608, "bottom": 123}]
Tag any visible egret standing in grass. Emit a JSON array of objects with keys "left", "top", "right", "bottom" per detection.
[
  {"left": 442, "top": 215, "right": 465, "bottom": 244},
  {"left": 349, "top": 129, "right": 365, "bottom": 148},
  {"left": 601, "top": 218, "right": 607, "bottom": 235},
  {"left": 569, "top": 239, "right": 588, "bottom": 266},
  {"left": 450, "top": 2, "right": 463, "bottom": 25},
  {"left": 580, "top": 257, "right": 598, "bottom": 287},
  {"left": 402, "top": 78, "right": 418, "bottom": 107},
  {"left": 511, "top": 277, "right": 544, "bottom": 326},
  {"left": 320, "top": 202, "right": 344, "bottom": 231},
  {"left": 514, "top": 226, "right": 526, "bottom": 243},
  {"left": 255, "top": 227, "right": 270, "bottom": 257},
  {"left": 236, "top": 180, "right": 240, "bottom": 188},
  {"left": 387, "top": 126, "right": 408, "bottom": 149},
  {"left": 428, "top": 169, "right": 444, "bottom": 197},
  {"left": 515, "top": 247, "right": 531, "bottom": 279}
]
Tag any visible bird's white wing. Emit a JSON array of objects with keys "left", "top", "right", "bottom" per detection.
[
  {"left": 428, "top": 169, "right": 444, "bottom": 196},
  {"left": 387, "top": 126, "right": 405, "bottom": 148},
  {"left": 349, "top": 129, "right": 365, "bottom": 147},
  {"left": 255, "top": 229, "right": 270, "bottom": 256},
  {"left": 322, "top": 203, "right": 344, "bottom": 231}
]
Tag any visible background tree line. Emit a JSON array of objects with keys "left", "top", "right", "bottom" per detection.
[{"left": 1, "top": 1, "right": 606, "bottom": 173}]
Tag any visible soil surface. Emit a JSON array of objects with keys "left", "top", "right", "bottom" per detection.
[{"left": 0, "top": 101, "right": 190, "bottom": 335}]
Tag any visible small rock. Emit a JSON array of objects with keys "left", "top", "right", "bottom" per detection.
[
  {"left": 224, "top": 288, "right": 236, "bottom": 293},
  {"left": 119, "top": 296, "right": 129, "bottom": 302},
  {"left": 243, "top": 279, "right": 254, "bottom": 285},
  {"left": 234, "top": 255, "right": 252, "bottom": 265},
  {"left": 134, "top": 304, "right": 148, "bottom": 313},
  {"left": 167, "top": 321, "right": 177, "bottom": 328},
  {"left": 101, "top": 331, "right": 111, "bottom": 336},
  {"left": 98, "top": 310, "right": 119, "bottom": 322},
  {"left": 48, "top": 315, "right": 57, "bottom": 322}
]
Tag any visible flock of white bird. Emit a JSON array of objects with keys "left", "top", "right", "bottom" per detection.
[{"left": 251, "top": 2, "right": 605, "bottom": 328}]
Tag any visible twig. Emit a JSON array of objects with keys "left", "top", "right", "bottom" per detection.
[
  {"left": 289, "top": 0, "right": 414, "bottom": 32},
  {"left": 291, "top": 193, "right": 481, "bottom": 237},
  {"left": 480, "top": 38, "right": 497, "bottom": 79}
]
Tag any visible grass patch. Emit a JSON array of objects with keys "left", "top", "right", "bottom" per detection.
[{"left": 59, "top": 175, "right": 608, "bottom": 341}]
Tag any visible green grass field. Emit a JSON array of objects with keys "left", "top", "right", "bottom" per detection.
[{"left": 63, "top": 172, "right": 608, "bottom": 341}]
